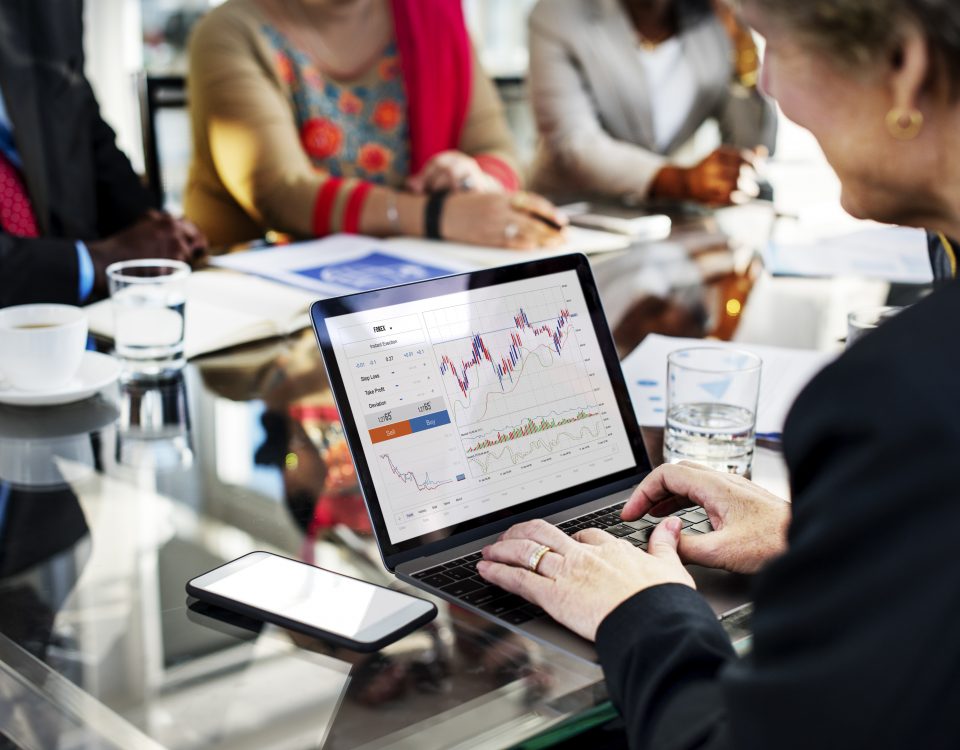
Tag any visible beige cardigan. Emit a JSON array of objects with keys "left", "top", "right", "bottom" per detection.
[{"left": 185, "top": 0, "right": 519, "bottom": 249}]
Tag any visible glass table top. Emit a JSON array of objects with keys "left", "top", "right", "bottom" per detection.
[
  {"left": 0, "top": 212, "right": 782, "bottom": 748},
  {"left": 0, "top": 333, "right": 611, "bottom": 750}
]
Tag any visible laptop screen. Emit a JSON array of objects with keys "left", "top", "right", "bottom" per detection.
[{"left": 312, "top": 255, "right": 648, "bottom": 558}]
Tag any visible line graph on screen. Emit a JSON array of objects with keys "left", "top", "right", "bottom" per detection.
[
  {"left": 462, "top": 406, "right": 599, "bottom": 455},
  {"left": 425, "top": 286, "right": 595, "bottom": 429},
  {"left": 465, "top": 412, "right": 608, "bottom": 476},
  {"left": 375, "top": 433, "right": 468, "bottom": 508}
]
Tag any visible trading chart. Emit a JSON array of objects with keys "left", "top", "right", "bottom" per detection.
[
  {"left": 325, "top": 270, "right": 635, "bottom": 543},
  {"left": 375, "top": 430, "right": 469, "bottom": 524},
  {"left": 424, "top": 287, "right": 609, "bottom": 478}
]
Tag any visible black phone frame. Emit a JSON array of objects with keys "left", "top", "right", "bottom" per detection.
[{"left": 185, "top": 551, "right": 438, "bottom": 653}]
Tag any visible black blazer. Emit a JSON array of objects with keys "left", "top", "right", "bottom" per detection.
[
  {"left": 0, "top": 0, "right": 154, "bottom": 308},
  {"left": 595, "top": 277, "right": 960, "bottom": 749}
]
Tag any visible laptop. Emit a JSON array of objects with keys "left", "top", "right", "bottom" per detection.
[{"left": 310, "top": 253, "right": 749, "bottom": 662}]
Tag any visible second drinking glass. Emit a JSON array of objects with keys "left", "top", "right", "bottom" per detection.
[{"left": 664, "top": 347, "right": 762, "bottom": 475}]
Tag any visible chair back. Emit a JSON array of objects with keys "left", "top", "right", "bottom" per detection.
[{"left": 137, "top": 73, "right": 190, "bottom": 212}]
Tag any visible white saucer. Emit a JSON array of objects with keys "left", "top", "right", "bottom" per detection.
[{"left": 0, "top": 351, "right": 121, "bottom": 407}]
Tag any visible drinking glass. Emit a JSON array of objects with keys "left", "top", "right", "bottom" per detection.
[
  {"left": 107, "top": 259, "right": 190, "bottom": 379},
  {"left": 664, "top": 347, "right": 762, "bottom": 475},
  {"left": 846, "top": 306, "right": 902, "bottom": 349}
]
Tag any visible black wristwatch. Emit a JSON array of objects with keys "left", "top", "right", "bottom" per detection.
[{"left": 424, "top": 190, "right": 450, "bottom": 240}]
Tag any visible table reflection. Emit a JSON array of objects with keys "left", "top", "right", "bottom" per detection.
[
  {"left": 118, "top": 374, "right": 194, "bottom": 470},
  {"left": 0, "top": 334, "right": 607, "bottom": 749},
  {"left": 0, "top": 397, "right": 118, "bottom": 489},
  {"left": 0, "top": 478, "right": 92, "bottom": 747}
]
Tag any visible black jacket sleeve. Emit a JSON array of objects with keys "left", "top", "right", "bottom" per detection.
[
  {"left": 596, "top": 584, "right": 735, "bottom": 749},
  {"left": 86, "top": 80, "right": 156, "bottom": 236},
  {"left": 593, "top": 283, "right": 960, "bottom": 750},
  {"left": 0, "top": 234, "right": 80, "bottom": 307},
  {"left": 74, "top": 1, "right": 155, "bottom": 235},
  {"left": 0, "top": 0, "right": 155, "bottom": 308}
]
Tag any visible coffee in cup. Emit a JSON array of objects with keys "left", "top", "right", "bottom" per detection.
[{"left": 0, "top": 304, "right": 88, "bottom": 392}]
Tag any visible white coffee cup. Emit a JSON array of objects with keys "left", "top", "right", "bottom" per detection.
[{"left": 0, "top": 304, "right": 88, "bottom": 391}]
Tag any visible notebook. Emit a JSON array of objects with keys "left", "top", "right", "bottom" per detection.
[
  {"left": 310, "top": 253, "right": 750, "bottom": 662},
  {"left": 84, "top": 270, "right": 317, "bottom": 359}
]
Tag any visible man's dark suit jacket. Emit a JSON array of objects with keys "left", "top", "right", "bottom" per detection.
[
  {"left": 595, "top": 276, "right": 960, "bottom": 748},
  {"left": 0, "top": 0, "right": 154, "bottom": 308}
]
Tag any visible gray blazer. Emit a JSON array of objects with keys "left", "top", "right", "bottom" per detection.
[{"left": 528, "top": 0, "right": 777, "bottom": 198}]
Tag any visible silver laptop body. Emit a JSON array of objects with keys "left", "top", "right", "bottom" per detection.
[{"left": 311, "top": 254, "right": 749, "bottom": 663}]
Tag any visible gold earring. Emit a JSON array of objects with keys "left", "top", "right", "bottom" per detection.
[{"left": 885, "top": 107, "right": 924, "bottom": 140}]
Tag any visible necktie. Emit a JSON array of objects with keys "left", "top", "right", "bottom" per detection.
[{"left": 0, "top": 150, "right": 39, "bottom": 237}]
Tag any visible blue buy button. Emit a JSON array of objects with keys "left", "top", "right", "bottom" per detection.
[{"left": 409, "top": 410, "right": 451, "bottom": 433}]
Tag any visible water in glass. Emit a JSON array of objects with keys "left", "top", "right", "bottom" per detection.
[
  {"left": 664, "top": 402, "right": 755, "bottom": 475},
  {"left": 113, "top": 285, "right": 186, "bottom": 377}
]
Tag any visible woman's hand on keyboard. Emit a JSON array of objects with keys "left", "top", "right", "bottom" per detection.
[
  {"left": 623, "top": 462, "right": 791, "bottom": 575},
  {"left": 477, "top": 518, "right": 694, "bottom": 642}
]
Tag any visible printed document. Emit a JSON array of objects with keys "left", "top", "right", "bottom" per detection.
[{"left": 622, "top": 334, "right": 835, "bottom": 437}]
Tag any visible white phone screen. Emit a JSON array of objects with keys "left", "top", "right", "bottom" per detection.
[{"left": 198, "top": 554, "right": 432, "bottom": 642}]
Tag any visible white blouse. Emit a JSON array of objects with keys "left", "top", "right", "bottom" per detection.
[{"left": 636, "top": 36, "right": 698, "bottom": 152}]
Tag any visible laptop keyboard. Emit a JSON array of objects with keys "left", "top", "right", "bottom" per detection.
[{"left": 410, "top": 502, "right": 713, "bottom": 625}]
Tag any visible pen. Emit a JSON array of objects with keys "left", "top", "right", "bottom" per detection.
[
  {"left": 510, "top": 191, "right": 567, "bottom": 232},
  {"left": 518, "top": 208, "right": 566, "bottom": 232}
]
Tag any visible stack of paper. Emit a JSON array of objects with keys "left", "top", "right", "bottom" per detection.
[
  {"left": 84, "top": 270, "right": 320, "bottom": 359},
  {"left": 87, "top": 235, "right": 473, "bottom": 359},
  {"left": 85, "top": 230, "right": 637, "bottom": 361},
  {"left": 390, "top": 226, "right": 632, "bottom": 268},
  {"left": 211, "top": 230, "right": 631, "bottom": 295},
  {"left": 621, "top": 334, "right": 835, "bottom": 437},
  {"left": 210, "top": 234, "right": 473, "bottom": 295},
  {"left": 762, "top": 226, "right": 932, "bottom": 284}
]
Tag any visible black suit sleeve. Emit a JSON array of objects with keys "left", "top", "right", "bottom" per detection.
[
  {"left": 594, "top": 290, "right": 960, "bottom": 750},
  {"left": 86, "top": 78, "right": 156, "bottom": 236},
  {"left": 0, "top": 106, "right": 148, "bottom": 307},
  {"left": 0, "top": 0, "right": 155, "bottom": 308},
  {"left": 718, "top": 320, "right": 960, "bottom": 749},
  {"left": 0, "top": 234, "right": 80, "bottom": 307},
  {"left": 596, "top": 584, "right": 735, "bottom": 749},
  {"left": 72, "top": 0, "right": 154, "bottom": 235}
]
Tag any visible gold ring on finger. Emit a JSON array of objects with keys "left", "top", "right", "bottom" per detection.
[{"left": 527, "top": 544, "right": 551, "bottom": 573}]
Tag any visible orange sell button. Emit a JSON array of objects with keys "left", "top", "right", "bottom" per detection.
[{"left": 369, "top": 420, "right": 413, "bottom": 443}]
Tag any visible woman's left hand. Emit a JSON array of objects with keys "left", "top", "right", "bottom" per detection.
[
  {"left": 406, "top": 150, "right": 500, "bottom": 194},
  {"left": 477, "top": 518, "right": 694, "bottom": 642}
]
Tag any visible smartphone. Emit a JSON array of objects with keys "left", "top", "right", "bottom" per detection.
[
  {"left": 185, "top": 551, "right": 437, "bottom": 652},
  {"left": 561, "top": 202, "right": 672, "bottom": 239}
]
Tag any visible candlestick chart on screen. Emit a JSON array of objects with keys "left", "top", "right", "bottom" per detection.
[{"left": 425, "top": 287, "right": 609, "bottom": 476}]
